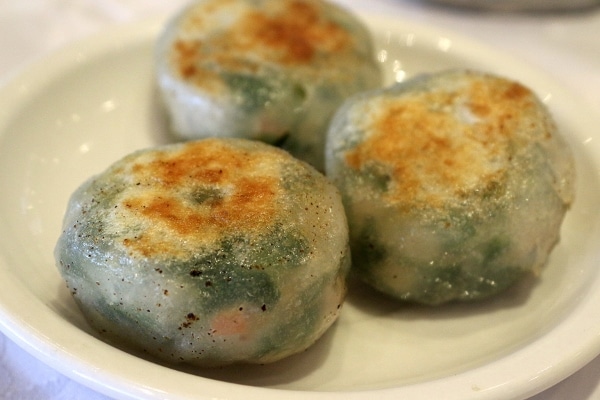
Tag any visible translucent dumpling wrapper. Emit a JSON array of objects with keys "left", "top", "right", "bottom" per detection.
[
  {"left": 325, "top": 70, "right": 575, "bottom": 305},
  {"left": 55, "top": 138, "right": 350, "bottom": 366},
  {"left": 155, "top": 0, "right": 382, "bottom": 171}
]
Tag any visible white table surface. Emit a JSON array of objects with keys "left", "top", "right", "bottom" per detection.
[{"left": 0, "top": 0, "right": 599, "bottom": 399}]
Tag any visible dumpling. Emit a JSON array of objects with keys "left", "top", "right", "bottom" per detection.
[
  {"left": 55, "top": 138, "right": 350, "bottom": 366},
  {"left": 155, "top": 0, "right": 382, "bottom": 170},
  {"left": 325, "top": 70, "right": 575, "bottom": 305}
]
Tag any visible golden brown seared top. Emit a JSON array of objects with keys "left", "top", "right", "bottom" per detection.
[
  {"left": 344, "top": 74, "right": 544, "bottom": 208},
  {"left": 171, "top": 0, "right": 355, "bottom": 83},
  {"left": 113, "top": 139, "right": 285, "bottom": 257}
]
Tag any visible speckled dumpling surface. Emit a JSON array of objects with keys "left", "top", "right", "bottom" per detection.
[
  {"left": 325, "top": 70, "right": 575, "bottom": 305},
  {"left": 55, "top": 138, "right": 350, "bottom": 366},
  {"left": 155, "top": 0, "right": 382, "bottom": 170}
]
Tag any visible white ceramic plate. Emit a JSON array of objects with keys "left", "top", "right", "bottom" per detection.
[{"left": 0, "top": 13, "right": 599, "bottom": 400}]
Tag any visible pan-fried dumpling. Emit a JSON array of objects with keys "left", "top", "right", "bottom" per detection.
[
  {"left": 155, "top": 0, "right": 382, "bottom": 170},
  {"left": 325, "top": 70, "right": 575, "bottom": 305},
  {"left": 55, "top": 138, "right": 350, "bottom": 366}
]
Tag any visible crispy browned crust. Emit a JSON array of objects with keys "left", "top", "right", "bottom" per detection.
[
  {"left": 344, "top": 74, "right": 544, "bottom": 209},
  {"left": 170, "top": 0, "right": 355, "bottom": 91},
  {"left": 115, "top": 139, "right": 285, "bottom": 257}
]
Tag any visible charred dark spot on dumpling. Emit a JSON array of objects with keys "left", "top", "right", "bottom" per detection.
[{"left": 187, "top": 312, "right": 198, "bottom": 320}]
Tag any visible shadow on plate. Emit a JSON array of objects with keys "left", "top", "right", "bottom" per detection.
[
  {"left": 345, "top": 270, "right": 539, "bottom": 321},
  {"left": 178, "top": 323, "right": 339, "bottom": 387}
]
